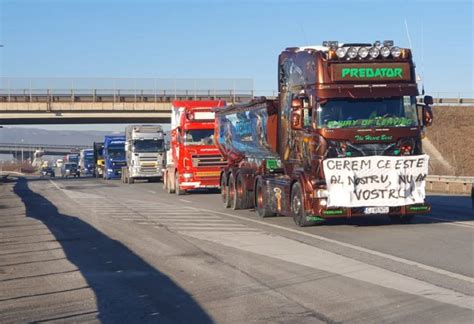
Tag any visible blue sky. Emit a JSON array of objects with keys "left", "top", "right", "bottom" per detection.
[{"left": 0, "top": 0, "right": 472, "bottom": 131}]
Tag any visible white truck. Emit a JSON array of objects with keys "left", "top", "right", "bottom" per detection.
[{"left": 121, "top": 125, "right": 165, "bottom": 184}]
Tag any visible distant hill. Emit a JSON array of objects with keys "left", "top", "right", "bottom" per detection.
[{"left": 0, "top": 127, "right": 123, "bottom": 146}]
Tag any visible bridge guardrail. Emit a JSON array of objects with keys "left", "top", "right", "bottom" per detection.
[
  {"left": 426, "top": 175, "right": 474, "bottom": 196},
  {"left": 0, "top": 77, "right": 255, "bottom": 104}
]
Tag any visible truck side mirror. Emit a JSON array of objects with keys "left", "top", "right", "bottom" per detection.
[
  {"left": 423, "top": 95, "right": 433, "bottom": 105},
  {"left": 291, "top": 110, "right": 303, "bottom": 130},
  {"left": 422, "top": 105, "right": 433, "bottom": 127}
]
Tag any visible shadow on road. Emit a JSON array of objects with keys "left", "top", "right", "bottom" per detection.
[{"left": 13, "top": 177, "right": 213, "bottom": 323}]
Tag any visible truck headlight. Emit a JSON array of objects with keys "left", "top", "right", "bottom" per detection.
[
  {"left": 380, "top": 46, "right": 391, "bottom": 58},
  {"left": 390, "top": 46, "right": 401, "bottom": 58},
  {"left": 369, "top": 46, "right": 380, "bottom": 58},
  {"left": 336, "top": 47, "right": 347, "bottom": 58},
  {"left": 107, "top": 169, "right": 113, "bottom": 172},
  {"left": 315, "top": 189, "right": 328, "bottom": 198},
  {"left": 183, "top": 173, "right": 193, "bottom": 179}
]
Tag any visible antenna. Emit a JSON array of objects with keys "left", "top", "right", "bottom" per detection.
[
  {"left": 299, "top": 23, "right": 308, "bottom": 45},
  {"left": 405, "top": 20, "right": 424, "bottom": 94},
  {"left": 421, "top": 22, "right": 425, "bottom": 95}
]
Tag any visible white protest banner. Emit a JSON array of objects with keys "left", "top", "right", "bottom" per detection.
[{"left": 323, "top": 155, "right": 430, "bottom": 207}]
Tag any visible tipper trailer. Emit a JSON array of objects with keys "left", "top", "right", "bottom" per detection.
[{"left": 216, "top": 41, "right": 434, "bottom": 226}]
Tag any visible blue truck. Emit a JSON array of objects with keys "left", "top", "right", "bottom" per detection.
[{"left": 103, "top": 135, "right": 126, "bottom": 180}]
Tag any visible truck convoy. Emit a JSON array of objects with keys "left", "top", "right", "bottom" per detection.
[
  {"left": 215, "top": 41, "right": 434, "bottom": 226},
  {"left": 121, "top": 125, "right": 166, "bottom": 184},
  {"left": 163, "top": 100, "right": 227, "bottom": 195},
  {"left": 103, "top": 135, "right": 126, "bottom": 180},
  {"left": 79, "top": 149, "right": 95, "bottom": 176},
  {"left": 93, "top": 142, "right": 105, "bottom": 178}
]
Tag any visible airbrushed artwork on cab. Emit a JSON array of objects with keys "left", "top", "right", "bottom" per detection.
[{"left": 217, "top": 102, "right": 276, "bottom": 161}]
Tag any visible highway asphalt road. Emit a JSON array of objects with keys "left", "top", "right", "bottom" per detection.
[{"left": 0, "top": 176, "right": 473, "bottom": 323}]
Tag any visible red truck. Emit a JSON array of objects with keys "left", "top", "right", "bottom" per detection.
[
  {"left": 215, "top": 41, "right": 434, "bottom": 226},
  {"left": 163, "top": 100, "right": 227, "bottom": 195}
]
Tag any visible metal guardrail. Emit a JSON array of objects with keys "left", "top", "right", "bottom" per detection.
[
  {"left": 426, "top": 175, "right": 473, "bottom": 195},
  {"left": 0, "top": 142, "right": 89, "bottom": 149},
  {"left": 0, "top": 77, "right": 255, "bottom": 103},
  {"left": 426, "top": 175, "right": 474, "bottom": 183}
]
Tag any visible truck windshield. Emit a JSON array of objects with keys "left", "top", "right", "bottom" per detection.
[
  {"left": 133, "top": 139, "right": 164, "bottom": 152},
  {"left": 317, "top": 96, "right": 418, "bottom": 129},
  {"left": 107, "top": 146, "right": 125, "bottom": 159},
  {"left": 184, "top": 129, "right": 214, "bottom": 145}
]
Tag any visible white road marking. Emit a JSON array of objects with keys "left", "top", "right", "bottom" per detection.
[
  {"left": 148, "top": 190, "right": 157, "bottom": 194},
  {"left": 423, "top": 216, "right": 474, "bottom": 228},
  {"left": 201, "top": 208, "right": 474, "bottom": 284},
  {"left": 179, "top": 199, "right": 192, "bottom": 203},
  {"left": 49, "top": 180, "right": 62, "bottom": 190},
  {"left": 181, "top": 229, "right": 474, "bottom": 310}
]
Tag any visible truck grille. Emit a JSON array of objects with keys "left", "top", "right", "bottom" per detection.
[
  {"left": 328, "top": 143, "right": 397, "bottom": 158},
  {"left": 139, "top": 156, "right": 157, "bottom": 161},
  {"left": 192, "top": 154, "right": 227, "bottom": 167},
  {"left": 140, "top": 167, "right": 158, "bottom": 173}
]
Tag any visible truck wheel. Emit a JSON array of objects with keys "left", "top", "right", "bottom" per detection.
[
  {"left": 167, "top": 174, "right": 175, "bottom": 194},
  {"left": 291, "top": 182, "right": 322, "bottom": 227},
  {"left": 221, "top": 173, "right": 230, "bottom": 208},
  {"left": 255, "top": 178, "right": 275, "bottom": 218},
  {"left": 237, "top": 174, "right": 252, "bottom": 209},
  {"left": 175, "top": 173, "right": 185, "bottom": 195},
  {"left": 229, "top": 174, "right": 241, "bottom": 210},
  {"left": 389, "top": 215, "right": 414, "bottom": 224}
]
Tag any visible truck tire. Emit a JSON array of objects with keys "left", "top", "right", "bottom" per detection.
[
  {"left": 229, "top": 174, "right": 241, "bottom": 210},
  {"left": 255, "top": 178, "right": 275, "bottom": 218},
  {"left": 175, "top": 172, "right": 185, "bottom": 195},
  {"left": 221, "top": 173, "right": 230, "bottom": 208},
  {"left": 389, "top": 215, "right": 414, "bottom": 224},
  {"left": 237, "top": 173, "right": 252, "bottom": 209},
  {"left": 165, "top": 173, "right": 175, "bottom": 194},
  {"left": 291, "top": 182, "right": 322, "bottom": 227}
]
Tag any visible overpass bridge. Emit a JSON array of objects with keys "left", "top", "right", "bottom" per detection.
[
  {"left": 0, "top": 78, "right": 254, "bottom": 124},
  {"left": 0, "top": 142, "right": 89, "bottom": 160}
]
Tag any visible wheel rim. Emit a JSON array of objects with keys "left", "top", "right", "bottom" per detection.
[
  {"left": 292, "top": 193, "right": 302, "bottom": 216},
  {"left": 257, "top": 183, "right": 264, "bottom": 210},
  {"left": 229, "top": 179, "right": 235, "bottom": 204},
  {"left": 237, "top": 179, "right": 244, "bottom": 201}
]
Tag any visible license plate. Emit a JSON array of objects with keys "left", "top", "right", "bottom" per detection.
[{"left": 364, "top": 207, "right": 389, "bottom": 214}]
